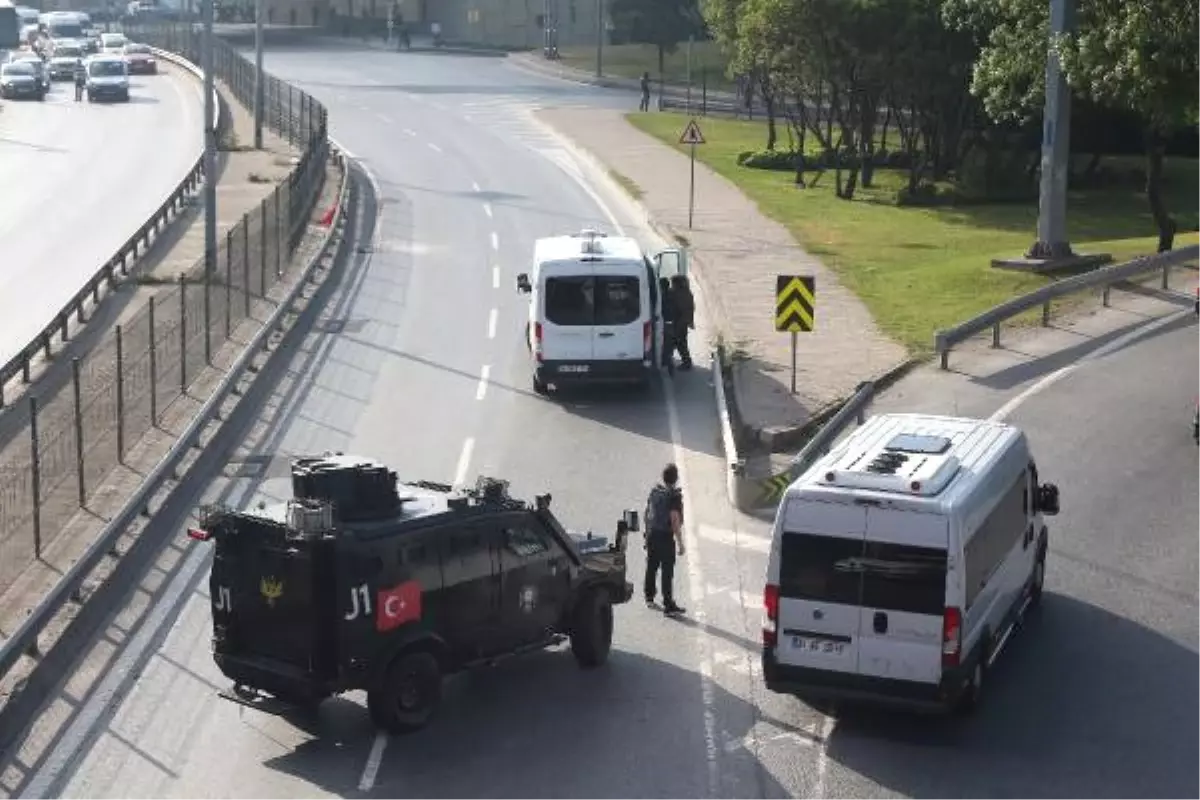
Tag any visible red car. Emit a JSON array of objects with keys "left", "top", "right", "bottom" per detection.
[{"left": 122, "top": 43, "right": 157, "bottom": 75}]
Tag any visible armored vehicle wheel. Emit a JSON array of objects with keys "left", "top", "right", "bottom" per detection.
[
  {"left": 367, "top": 651, "right": 442, "bottom": 734},
  {"left": 571, "top": 589, "right": 614, "bottom": 668}
]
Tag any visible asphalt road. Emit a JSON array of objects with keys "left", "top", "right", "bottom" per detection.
[
  {"left": 6, "top": 42, "right": 1197, "bottom": 800},
  {"left": 0, "top": 62, "right": 204, "bottom": 368}
]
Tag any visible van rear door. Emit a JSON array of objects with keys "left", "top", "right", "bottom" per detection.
[
  {"left": 591, "top": 270, "right": 645, "bottom": 362},
  {"left": 774, "top": 499, "right": 866, "bottom": 676},
  {"left": 855, "top": 507, "right": 948, "bottom": 686},
  {"left": 541, "top": 270, "right": 595, "bottom": 364}
]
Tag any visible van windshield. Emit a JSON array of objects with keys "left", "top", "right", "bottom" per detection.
[
  {"left": 780, "top": 532, "right": 947, "bottom": 615},
  {"left": 545, "top": 275, "right": 640, "bottom": 326}
]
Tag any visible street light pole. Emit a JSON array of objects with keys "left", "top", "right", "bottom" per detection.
[
  {"left": 594, "top": 0, "right": 603, "bottom": 78},
  {"left": 253, "top": 0, "right": 264, "bottom": 149},
  {"left": 202, "top": 0, "right": 217, "bottom": 279},
  {"left": 1027, "top": 0, "right": 1074, "bottom": 260}
]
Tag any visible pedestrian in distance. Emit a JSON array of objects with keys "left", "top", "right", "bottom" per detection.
[
  {"left": 74, "top": 58, "right": 86, "bottom": 101},
  {"left": 671, "top": 274, "right": 695, "bottom": 370},
  {"left": 659, "top": 277, "right": 676, "bottom": 375},
  {"left": 643, "top": 463, "right": 686, "bottom": 616},
  {"left": 639, "top": 71, "right": 651, "bottom": 112}
]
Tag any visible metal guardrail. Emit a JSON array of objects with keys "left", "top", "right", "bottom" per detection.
[
  {"left": 0, "top": 67, "right": 218, "bottom": 409},
  {"left": 0, "top": 146, "right": 351, "bottom": 685},
  {"left": 756, "top": 381, "right": 876, "bottom": 506},
  {"left": 934, "top": 245, "right": 1200, "bottom": 369}
]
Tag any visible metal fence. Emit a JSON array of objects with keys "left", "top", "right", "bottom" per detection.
[{"left": 0, "top": 26, "right": 330, "bottom": 598}]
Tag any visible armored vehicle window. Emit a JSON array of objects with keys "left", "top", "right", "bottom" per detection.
[
  {"left": 504, "top": 525, "right": 549, "bottom": 558},
  {"left": 444, "top": 527, "right": 498, "bottom": 584}
]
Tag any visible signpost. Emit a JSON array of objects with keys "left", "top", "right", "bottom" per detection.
[
  {"left": 679, "top": 119, "right": 705, "bottom": 229},
  {"left": 774, "top": 275, "right": 816, "bottom": 394}
]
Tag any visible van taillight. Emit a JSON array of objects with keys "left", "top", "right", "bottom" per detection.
[
  {"left": 763, "top": 583, "right": 780, "bottom": 648},
  {"left": 642, "top": 321, "right": 652, "bottom": 356},
  {"left": 942, "top": 606, "right": 962, "bottom": 667},
  {"left": 186, "top": 527, "right": 211, "bottom": 541},
  {"left": 533, "top": 322, "right": 544, "bottom": 363}
]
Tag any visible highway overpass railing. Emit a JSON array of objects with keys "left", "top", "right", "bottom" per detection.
[
  {"left": 934, "top": 246, "right": 1199, "bottom": 369},
  {"left": 0, "top": 24, "right": 330, "bottom": 607}
]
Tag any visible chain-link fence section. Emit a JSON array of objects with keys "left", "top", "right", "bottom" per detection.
[{"left": 0, "top": 25, "right": 330, "bottom": 597}]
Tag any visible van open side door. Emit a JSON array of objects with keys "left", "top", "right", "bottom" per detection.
[{"left": 652, "top": 248, "right": 688, "bottom": 281}]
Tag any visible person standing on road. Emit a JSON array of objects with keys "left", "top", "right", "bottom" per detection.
[
  {"left": 644, "top": 463, "right": 686, "bottom": 616},
  {"left": 658, "top": 277, "right": 677, "bottom": 375},
  {"left": 74, "top": 58, "right": 86, "bottom": 101},
  {"left": 639, "top": 71, "right": 651, "bottom": 112},
  {"left": 671, "top": 274, "right": 695, "bottom": 370}
]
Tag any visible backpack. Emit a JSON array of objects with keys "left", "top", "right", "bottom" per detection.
[{"left": 644, "top": 484, "right": 677, "bottom": 533}]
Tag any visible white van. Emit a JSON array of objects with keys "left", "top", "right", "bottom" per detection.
[
  {"left": 515, "top": 229, "right": 687, "bottom": 394},
  {"left": 762, "top": 413, "right": 1060, "bottom": 713}
]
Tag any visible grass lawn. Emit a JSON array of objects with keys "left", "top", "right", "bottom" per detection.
[
  {"left": 626, "top": 111, "right": 1199, "bottom": 353},
  {"left": 557, "top": 41, "right": 733, "bottom": 92}
]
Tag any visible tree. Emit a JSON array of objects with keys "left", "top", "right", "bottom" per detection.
[
  {"left": 943, "top": 0, "right": 1199, "bottom": 250},
  {"left": 609, "top": 0, "right": 705, "bottom": 79}
]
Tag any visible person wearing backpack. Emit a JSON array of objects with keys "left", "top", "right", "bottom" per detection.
[{"left": 643, "top": 463, "right": 686, "bottom": 616}]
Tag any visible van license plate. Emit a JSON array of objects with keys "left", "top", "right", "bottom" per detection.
[
  {"left": 793, "top": 636, "right": 845, "bottom": 655},
  {"left": 558, "top": 365, "right": 589, "bottom": 373}
]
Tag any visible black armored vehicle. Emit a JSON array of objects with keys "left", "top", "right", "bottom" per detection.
[{"left": 187, "top": 453, "right": 637, "bottom": 733}]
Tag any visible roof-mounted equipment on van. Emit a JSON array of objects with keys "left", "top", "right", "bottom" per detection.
[
  {"left": 821, "top": 432, "right": 962, "bottom": 496},
  {"left": 574, "top": 228, "right": 607, "bottom": 260}
]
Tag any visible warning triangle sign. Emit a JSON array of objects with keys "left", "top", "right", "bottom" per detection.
[{"left": 679, "top": 119, "right": 706, "bottom": 145}]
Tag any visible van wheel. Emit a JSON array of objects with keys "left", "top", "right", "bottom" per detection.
[
  {"left": 956, "top": 651, "right": 986, "bottom": 714},
  {"left": 532, "top": 373, "right": 548, "bottom": 395},
  {"left": 366, "top": 651, "right": 442, "bottom": 734},
  {"left": 570, "top": 589, "right": 614, "bottom": 668},
  {"left": 1029, "top": 555, "right": 1046, "bottom": 610}
]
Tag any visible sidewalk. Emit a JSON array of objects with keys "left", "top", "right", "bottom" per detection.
[
  {"left": 0, "top": 76, "right": 338, "bottom": 718},
  {"left": 535, "top": 107, "right": 907, "bottom": 449}
]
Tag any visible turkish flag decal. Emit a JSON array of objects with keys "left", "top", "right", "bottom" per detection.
[{"left": 376, "top": 580, "right": 422, "bottom": 632}]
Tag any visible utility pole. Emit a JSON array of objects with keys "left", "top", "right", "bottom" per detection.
[
  {"left": 594, "top": 0, "right": 603, "bottom": 78},
  {"left": 253, "top": 0, "right": 264, "bottom": 148},
  {"left": 1027, "top": 0, "right": 1074, "bottom": 260},
  {"left": 202, "top": 0, "right": 217, "bottom": 279}
]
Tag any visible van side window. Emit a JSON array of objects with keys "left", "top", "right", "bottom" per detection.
[{"left": 963, "top": 472, "right": 1029, "bottom": 607}]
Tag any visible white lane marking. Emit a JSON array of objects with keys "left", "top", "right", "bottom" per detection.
[
  {"left": 990, "top": 306, "right": 1194, "bottom": 422},
  {"left": 377, "top": 112, "right": 392, "bottom": 123},
  {"left": 358, "top": 731, "right": 388, "bottom": 792},
  {"left": 483, "top": 202, "right": 493, "bottom": 218},
  {"left": 472, "top": 181, "right": 481, "bottom": 192},
  {"left": 490, "top": 232, "right": 499, "bottom": 251},
  {"left": 453, "top": 437, "right": 475, "bottom": 486},
  {"left": 556, "top": 152, "right": 721, "bottom": 795},
  {"left": 427, "top": 142, "right": 443, "bottom": 153},
  {"left": 476, "top": 365, "right": 491, "bottom": 400},
  {"left": 814, "top": 714, "right": 835, "bottom": 798},
  {"left": 492, "top": 266, "right": 500, "bottom": 289},
  {"left": 487, "top": 308, "right": 498, "bottom": 339},
  {"left": 402, "top": 128, "right": 416, "bottom": 137}
]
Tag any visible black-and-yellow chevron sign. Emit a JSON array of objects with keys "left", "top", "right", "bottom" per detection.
[
  {"left": 775, "top": 275, "right": 815, "bottom": 332},
  {"left": 759, "top": 470, "right": 793, "bottom": 504}
]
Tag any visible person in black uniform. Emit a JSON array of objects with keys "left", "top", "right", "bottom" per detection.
[
  {"left": 639, "top": 71, "right": 651, "bottom": 112},
  {"left": 671, "top": 274, "right": 695, "bottom": 370},
  {"left": 659, "top": 277, "right": 676, "bottom": 375},
  {"left": 644, "top": 463, "right": 686, "bottom": 616}
]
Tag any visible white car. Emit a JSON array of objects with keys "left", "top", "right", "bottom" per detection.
[
  {"left": 99, "top": 32, "right": 127, "bottom": 54},
  {"left": 85, "top": 54, "right": 130, "bottom": 102}
]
